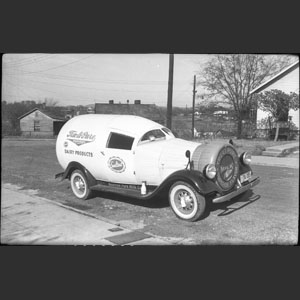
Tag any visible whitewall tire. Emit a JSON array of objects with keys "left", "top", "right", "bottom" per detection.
[
  {"left": 169, "top": 181, "right": 206, "bottom": 222},
  {"left": 70, "top": 169, "right": 92, "bottom": 200}
]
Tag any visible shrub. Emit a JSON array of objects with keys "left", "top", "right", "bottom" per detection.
[{"left": 252, "top": 144, "right": 266, "bottom": 155}]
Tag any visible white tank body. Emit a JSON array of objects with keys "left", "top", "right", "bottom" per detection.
[
  {"left": 57, "top": 114, "right": 198, "bottom": 183},
  {"left": 56, "top": 114, "right": 207, "bottom": 185},
  {"left": 56, "top": 115, "right": 111, "bottom": 179}
]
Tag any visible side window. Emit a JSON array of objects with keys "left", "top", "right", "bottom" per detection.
[{"left": 107, "top": 132, "right": 134, "bottom": 150}]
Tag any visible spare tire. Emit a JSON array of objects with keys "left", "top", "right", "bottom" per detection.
[{"left": 192, "top": 142, "right": 239, "bottom": 191}]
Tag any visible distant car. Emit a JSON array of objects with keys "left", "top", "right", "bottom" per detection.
[{"left": 55, "top": 114, "right": 260, "bottom": 221}]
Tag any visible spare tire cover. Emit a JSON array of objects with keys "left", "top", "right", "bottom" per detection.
[{"left": 192, "top": 142, "right": 239, "bottom": 191}]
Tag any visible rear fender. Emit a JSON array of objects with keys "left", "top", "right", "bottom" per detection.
[{"left": 61, "top": 161, "right": 97, "bottom": 187}]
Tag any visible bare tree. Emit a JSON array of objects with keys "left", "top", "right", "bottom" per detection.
[
  {"left": 37, "top": 97, "right": 58, "bottom": 107},
  {"left": 44, "top": 97, "right": 58, "bottom": 107},
  {"left": 197, "top": 54, "right": 295, "bottom": 138}
]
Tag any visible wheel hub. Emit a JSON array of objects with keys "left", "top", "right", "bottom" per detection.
[
  {"left": 178, "top": 191, "right": 193, "bottom": 210},
  {"left": 75, "top": 177, "right": 85, "bottom": 191}
]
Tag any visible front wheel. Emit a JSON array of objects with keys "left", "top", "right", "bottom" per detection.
[
  {"left": 169, "top": 181, "right": 206, "bottom": 222},
  {"left": 70, "top": 169, "right": 93, "bottom": 200}
]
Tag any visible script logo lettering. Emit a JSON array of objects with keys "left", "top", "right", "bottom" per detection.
[{"left": 67, "top": 130, "right": 96, "bottom": 146}]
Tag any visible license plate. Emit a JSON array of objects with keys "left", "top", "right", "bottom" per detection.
[{"left": 240, "top": 171, "right": 251, "bottom": 183}]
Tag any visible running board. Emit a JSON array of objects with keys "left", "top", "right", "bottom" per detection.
[{"left": 90, "top": 181, "right": 157, "bottom": 199}]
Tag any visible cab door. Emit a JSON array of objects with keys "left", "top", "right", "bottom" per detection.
[
  {"left": 103, "top": 132, "right": 137, "bottom": 184},
  {"left": 134, "top": 142, "right": 162, "bottom": 185}
]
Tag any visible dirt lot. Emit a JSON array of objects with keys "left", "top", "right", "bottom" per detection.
[{"left": 1, "top": 139, "right": 79, "bottom": 204}]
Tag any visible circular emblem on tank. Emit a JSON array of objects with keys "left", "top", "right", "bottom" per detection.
[
  {"left": 215, "top": 146, "right": 239, "bottom": 191},
  {"left": 108, "top": 157, "right": 126, "bottom": 173}
]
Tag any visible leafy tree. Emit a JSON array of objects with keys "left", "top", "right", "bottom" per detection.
[
  {"left": 197, "top": 54, "right": 295, "bottom": 138},
  {"left": 255, "top": 89, "right": 299, "bottom": 141},
  {"left": 1, "top": 101, "right": 33, "bottom": 135},
  {"left": 1, "top": 100, "right": 61, "bottom": 136}
]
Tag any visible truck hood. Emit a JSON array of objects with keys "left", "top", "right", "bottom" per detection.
[{"left": 158, "top": 138, "right": 202, "bottom": 173}]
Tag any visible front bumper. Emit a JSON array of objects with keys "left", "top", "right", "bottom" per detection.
[{"left": 212, "top": 177, "right": 260, "bottom": 204}]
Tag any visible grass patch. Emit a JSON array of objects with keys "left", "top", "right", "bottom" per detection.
[{"left": 194, "top": 138, "right": 298, "bottom": 156}]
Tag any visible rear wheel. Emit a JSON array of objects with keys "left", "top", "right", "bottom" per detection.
[
  {"left": 169, "top": 181, "right": 206, "bottom": 222},
  {"left": 70, "top": 169, "right": 93, "bottom": 200}
]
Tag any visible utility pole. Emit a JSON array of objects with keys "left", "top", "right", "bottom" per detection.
[
  {"left": 192, "top": 75, "right": 197, "bottom": 139},
  {"left": 167, "top": 54, "right": 174, "bottom": 130}
]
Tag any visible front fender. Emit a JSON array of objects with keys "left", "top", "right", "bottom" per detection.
[
  {"left": 147, "top": 169, "right": 222, "bottom": 199},
  {"left": 239, "top": 161, "right": 252, "bottom": 175},
  {"left": 166, "top": 169, "right": 222, "bottom": 195}
]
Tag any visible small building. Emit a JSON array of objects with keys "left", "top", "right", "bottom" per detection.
[
  {"left": 213, "top": 110, "right": 228, "bottom": 115},
  {"left": 18, "top": 108, "right": 66, "bottom": 137},
  {"left": 215, "top": 129, "right": 235, "bottom": 138},
  {"left": 250, "top": 60, "right": 299, "bottom": 132},
  {"left": 94, "top": 100, "right": 165, "bottom": 125},
  {"left": 21, "top": 100, "right": 36, "bottom": 106}
]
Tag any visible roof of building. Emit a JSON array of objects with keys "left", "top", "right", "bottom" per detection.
[
  {"left": 94, "top": 103, "right": 165, "bottom": 122},
  {"left": 250, "top": 60, "right": 299, "bottom": 94},
  {"left": 18, "top": 108, "right": 66, "bottom": 121}
]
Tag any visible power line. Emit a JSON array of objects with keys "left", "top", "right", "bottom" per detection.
[
  {"left": 5, "top": 54, "right": 96, "bottom": 75},
  {"left": 4, "top": 75, "right": 191, "bottom": 103},
  {"left": 4, "top": 78, "right": 164, "bottom": 103},
  {"left": 4, "top": 80, "right": 86, "bottom": 102},
  {"left": 11, "top": 77, "right": 173, "bottom": 93},
  {"left": 6, "top": 71, "right": 173, "bottom": 85},
  {"left": 3, "top": 81, "right": 187, "bottom": 106},
  {"left": 3, "top": 54, "right": 60, "bottom": 69},
  {"left": 4, "top": 57, "right": 189, "bottom": 86},
  {"left": 3, "top": 54, "right": 47, "bottom": 65},
  {"left": 4, "top": 78, "right": 33, "bottom": 99}
]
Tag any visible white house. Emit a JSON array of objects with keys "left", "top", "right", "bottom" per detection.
[{"left": 250, "top": 60, "right": 299, "bottom": 129}]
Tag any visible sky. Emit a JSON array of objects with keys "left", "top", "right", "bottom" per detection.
[{"left": 2, "top": 53, "right": 211, "bottom": 107}]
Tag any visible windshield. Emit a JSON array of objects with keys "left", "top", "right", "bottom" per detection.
[
  {"left": 139, "top": 129, "right": 166, "bottom": 143},
  {"left": 161, "top": 127, "right": 175, "bottom": 137}
]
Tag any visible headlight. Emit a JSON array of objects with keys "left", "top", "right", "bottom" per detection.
[
  {"left": 241, "top": 152, "right": 251, "bottom": 165},
  {"left": 204, "top": 164, "right": 216, "bottom": 179}
]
